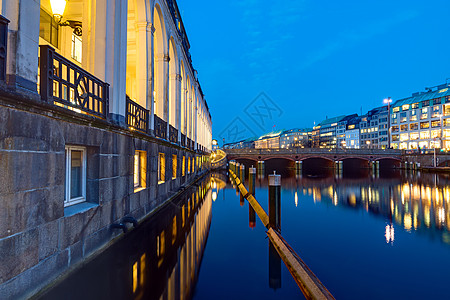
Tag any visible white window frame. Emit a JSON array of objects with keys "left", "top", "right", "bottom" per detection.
[{"left": 65, "top": 146, "right": 87, "bottom": 207}]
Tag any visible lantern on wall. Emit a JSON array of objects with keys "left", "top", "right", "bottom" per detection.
[{"left": 50, "top": 0, "right": 82, "bottom": 37}]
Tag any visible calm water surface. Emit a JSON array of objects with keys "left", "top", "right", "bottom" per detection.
[{"left": 39, "top": 167, "right": 450, "bottom": 299}]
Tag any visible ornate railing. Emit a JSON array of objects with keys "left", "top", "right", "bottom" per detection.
[
  {"left": 39, "top": 45, "right": 109, "bottom": 119},
  {"left": 169, "top": 125, "right": 178, "bottom": 143},
  {"left": 154, "top": 115, "right": 167, "bottom": 139},
  {"left": 0, "top": 16, "right": 9, "bottom": 82},
  {"left": 181, "top": 134, "right": 186, "bottom": 147},
  {"left": 126, "top": 96, "right": 148, "bottom": 133}
]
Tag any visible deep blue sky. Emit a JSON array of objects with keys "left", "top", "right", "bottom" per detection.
[{"left": 179, "top": 0, "right": 450, "bottom": 142}]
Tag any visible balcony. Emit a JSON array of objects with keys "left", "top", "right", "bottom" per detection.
[
  {"left": 154, "top": 115, "right": 167, "bottom": 140},
  {"left": 169, "top": 125, "right": 178, "bottom": 144},
  {"left": 126, "top": 96, "right": 149, "bottom": 133},
  {"left": 39, "top": 45, "right": 109, "bottom": 119},
  {"left": 181, "top": 133, "right": 186, "bottom": 147}
]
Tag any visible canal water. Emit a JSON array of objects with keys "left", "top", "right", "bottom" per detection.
[{"left": 38, "top": 167, "right": 450, "bottom": 300}]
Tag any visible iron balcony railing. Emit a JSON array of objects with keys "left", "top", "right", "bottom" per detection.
[
  {"left": 126, "top": 96, "right": 149, "bottom": 133},
  {"left": 0, "top": 15, "right": 9, "bottom": 83},
  {"left": 154, "top": 115, "right": 167, "bottom": 140},
  {"left": 39, "top": 45, "right": 109, "bottom": 119},
  {"left": 169, "top": 125, "right": 178, "bottom": 144}
]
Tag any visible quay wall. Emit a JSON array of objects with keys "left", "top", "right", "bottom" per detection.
[{"left": 0, "top": 91, "right": 209, "bottom": 299}]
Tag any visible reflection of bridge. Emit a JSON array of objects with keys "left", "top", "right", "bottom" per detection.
[{"left": 224, "top": 148, "right": 403, "bottom": 162}]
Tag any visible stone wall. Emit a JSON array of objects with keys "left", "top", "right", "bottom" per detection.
[{"left": 0, "top": 91, "right": 209, "bottom": 299}]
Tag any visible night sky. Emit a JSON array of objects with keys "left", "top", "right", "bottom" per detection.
[{"left": 179, "top": 0, "right": 450, "bottom": 143}]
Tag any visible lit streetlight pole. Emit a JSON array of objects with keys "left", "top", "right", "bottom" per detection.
[{"left": 384, "top": 97, "right": 392, "bottom": 149}]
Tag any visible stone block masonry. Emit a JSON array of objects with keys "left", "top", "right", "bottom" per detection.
[{"left": 0, "top": 92, "right": 209, "bottom": 299}]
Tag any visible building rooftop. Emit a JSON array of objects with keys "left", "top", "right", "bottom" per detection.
[{"left": 392, "top": 84, "right": 450, "bottom": 108}]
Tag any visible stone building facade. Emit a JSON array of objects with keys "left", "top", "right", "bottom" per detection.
[{"left": 0, "top": 0, "right": 212, "bottom": 298}]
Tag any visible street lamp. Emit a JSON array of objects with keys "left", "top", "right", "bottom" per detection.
[{"left": 384, "top": 97, "right": 392, "bottom": 149}]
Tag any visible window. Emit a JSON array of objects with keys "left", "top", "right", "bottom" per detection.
[
  {"left": 410, "top": 123, "right": 418, "bottom": 131},
  {"left": 431, "top": 130, "right": 441, "bottom": 139},
  {"left": 420, "top": 131, "right": 430, "bottom": 139},
  {"left": 40, "top": 8, "right": 59, "bottom": 47},
  {"left": 402, "top": 104, "right": 410, "bottom": 111},
  {"left": 71, "top": 33, "right": 82, "bottom": 63},
  {"left": 393, "top": 107, "right": 400, "bottom": 113},
  {"left": 65, "top": 146, "right": 86, "bottom": 206},
  {"left": 400, "top": 124, "right": 407, "bottom": 131},
  {"left": 158, "top": 153, "right": 165, "bottom": 183},
  {"left": 392, "top": 135, "right": 399, "bottom": 142},
  {"left": 172, "top": 155, "right": 177, "bottom": 179},
  {"left": 432, "top": 105, "right": 440, "bottom": 118},
  {"left": 410, "top": 110, "right": 417, "bottom": 121},
  {"left": 445, "top": 104, "right": 450, "bottom": 116},
  {"left": 431, "top": 120, "right": 441, "bottom": 128},
  {"left": 422, "top": 100, "right": 429, "bottom": 107},
  {"left": 412, "top": 103, "right": 419, "bottom": 109},
  {"left": 134, "top": 151, "right": 146, "bottom": 191},
  {"left": 392, "top": 126, "right": 399, "bottom": 133},
  {"left": 188, "top": 157, "right": 191, "bottom": 174},
  {"left": 410, "top": 132, "right": 419, "bottom": 140},
  {"left": 420, "top": 122, "right": 430, "bottom": 129},
  {"left": 400, "top": 112, "right": 407, "bottom": 123}
]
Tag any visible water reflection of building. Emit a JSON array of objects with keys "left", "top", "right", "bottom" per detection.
[
  {"left": 40, "top": 178, "right": 213, "bottom": 300},
  {"left": 293, "top": 175, "right": 450, "bottom": 245}
]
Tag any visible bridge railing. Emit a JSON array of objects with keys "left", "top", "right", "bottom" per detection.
[{"left": 224, "top": 148, "right": 403, "bottom": 156}]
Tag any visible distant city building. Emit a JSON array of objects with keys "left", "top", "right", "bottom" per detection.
[
  {"left": 390, "top": 83, "right": 450, "bottom": 150},
  {"left": 223, "top": 137, "right": 256, "bottom": 149},
  {"left": 312, "top": 116, "right": 347, "bottom": 148},
  {"left": 337, "top": 114, "right": 358, "bottom": 148},
  {"left": 255, "top": 131, "right": 283, "bottom": 149},
  {"left": 280, "top": 128, "right": 312, "bottom": 149},
  {"left": 344, "top": 116, "right": 361, "bottom": 149},
  {"left": 360, "top": 106, "right": 389, "bottom": 149}
]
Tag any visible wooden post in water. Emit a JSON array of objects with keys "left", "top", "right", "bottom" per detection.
[
  {"left": 269, "top": 171, "right": 281, "bottom": 232},
  {"left": 240, "top": 164, "right": 245, "bottom": 205},
  {"left": 249, "top": 165, "right": 257, "bottom": 227}
]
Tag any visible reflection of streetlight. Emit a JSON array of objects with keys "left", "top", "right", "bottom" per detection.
[
  {"left": 384, "top": 97, "right": 392, "bottom": 149},
  {"left": 438, "top": 114, "right": 444, "bottom": 149}
]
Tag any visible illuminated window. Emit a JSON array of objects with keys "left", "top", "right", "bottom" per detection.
[
  {"left": 410, "top": 132, "right": 419, "bottom": 140},
  {"left": 420, "top": 122, "right": 430, "bottom": 129},
  {"left": 182, "top": 156, "right": 185, "bottom": 176},
  {"left": 71, "top": 33, "right": 82, "bottom": 63},
  {"left": 172, "top": 154, "right": 177, "bottom": 179},
  {"left": 158, "top": 153, "right": 165, "bottom": 183},
  {"left": 431, "top": 120, "right": 441, "bottom": 128},
  {"left": 188, "top": 157, "right": 191, "bottom": 174},
  {"left": 400, "top": 133, "right": 409, "bottom": 142},
  {"left": 392, "top": 135, "right": 399, "bottom": 142},
  {"left": 419, "top": 141, "right": 428, "bottom": 149},
  {"left": 420, "top": 131, "right": 430, "bottom": 139},
  {"left": 445, "top": 105, "right": 450, "bottom": 116},
  {"left": 65, "top": 146, "right": 86, "bottom": 207},
  {"left": 411, "top": 103, "right": 419, "bottom": 109},
  {"left": 39, "top": 8, "right": 59, "bottom": 47},
  {"left": 134, "top": 151, "right": 147, "bottom": 191},
  {"left": 431, "top": 130, "right": 441, "bottom": 138},
  {"left": 393, "top": 107, "right": 400, "bottom": 113},
  {"left": 410, "top": 123, "right": 418, "bottom": 131},
  {"left": 400, "top": 125, "right": 407, "bottom": 131},
  {"left": 402, "top": 104, "right": 410, "bottom": 111},
  {"left": 392, "top": 126, "right": 399, "bottom": 133},
  {"left": 400, "top": 112, "right": 407, "bottom": 123},
  {"left": 432, "top": 106, "right": 440, "bottom": 118}
]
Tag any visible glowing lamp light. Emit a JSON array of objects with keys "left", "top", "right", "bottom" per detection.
[{"left": 50, "top": 0, "right": 67, "bottom": 22}]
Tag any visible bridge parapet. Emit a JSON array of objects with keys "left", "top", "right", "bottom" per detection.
[
  {"left": 224, "top": 148, "right": 402, "bottom": 156},
  {"left": 224, "top": 148, "right": 403, "bottom": 163}
]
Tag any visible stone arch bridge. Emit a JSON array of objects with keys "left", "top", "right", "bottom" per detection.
[{"left": 224, "top": 148, "right": 403, "bottom": 163}]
